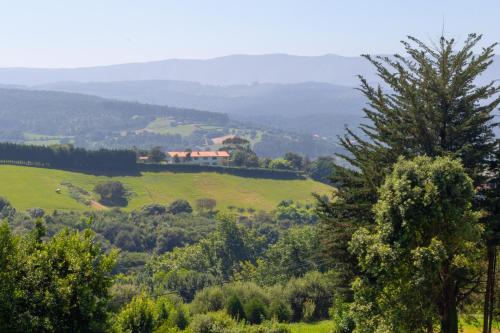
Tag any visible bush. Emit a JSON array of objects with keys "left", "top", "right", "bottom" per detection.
[
  {"left": 329, "top": 298, "right": 355, "bottom": 333},
  {"left": 223, "top": 282, "right": 270, "bottom": 308},
  {"left": 155, "top": 227, "right": 188, "bottom": 254},
  {"left": 27, "top": 208, "right": 45, "bottom": 219},
  {"left": 268, "top": 301, "right": 291, "bottom": 323},
  {"left": 283, "top": 271, "right": 335, "bottom": 322},
  {"left": 0, "top": 196, "right": 15, "bottom": 219},
  {"left": 302, "top": 299, "right": 316, "bottom": 323},
  {"left": 190, "top": 286, "right": 226, "bottom": 315},
  {"left": 141, "top": 204, "right": 167, "bottom": 216},
  {"left": 269, "top": 159, "right": 293, "bottom": 170},
  {"left": 244, "top": 298, "right": 268, "bottom": 325},
  {"left": 226, "top": 295, "right": 246, "bottom": 321},
  {"left": 109, "top": 283, "right": 140, "bottom": 313},
  {"left": 114, "top": 295, "right": 155, "bottom": 333},
  {"left": 94, "top": 181, "right": 128, "bottom": 207},
  {"left": 196, "top": 198, "right": 217, "bottom": 212},
  {"left": 168, "top": 200, "right": 193, "bottom": 215},
  {"left": 189, "top": 311, "right": 236, "bottom": 333},
  {"left": 166, "top": 306, "right": 189, "bottom": 330}
]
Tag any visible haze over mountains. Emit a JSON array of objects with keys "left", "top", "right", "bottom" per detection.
[
  {"left": 1, "top": 53, "right": 498, "bottom": 139},
  {"left": 0, "top": 54, "right": 498, "bottom": 86},
  {"left": 0, "top": 54, "right": 378, "bottom": 86},
  {"left": 34, "top": 80, "right": 366, "bottom": 136}
]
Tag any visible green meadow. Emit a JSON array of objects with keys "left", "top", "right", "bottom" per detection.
[{"left": 0, "top": 165, "right": 332, "bottom": 212}]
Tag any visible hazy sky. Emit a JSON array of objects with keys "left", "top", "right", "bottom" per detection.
[{"left": 0, "top": 0, "right": 498, "bottom": 68}]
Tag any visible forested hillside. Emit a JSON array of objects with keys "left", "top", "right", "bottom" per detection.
[
  {"left": 34, "top": 80, "right": 366, "bottom": 137},
  {"left": 0, "top": 87, "right": 340, "bottom": 157}
]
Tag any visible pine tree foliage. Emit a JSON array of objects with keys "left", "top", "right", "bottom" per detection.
[{"left": 317, "top": 34, "right": 499, "bottom": 294}]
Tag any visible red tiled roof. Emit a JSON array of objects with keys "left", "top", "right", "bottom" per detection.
[{"left": 168, "top": 151, "right": 230, "bottom": 158}]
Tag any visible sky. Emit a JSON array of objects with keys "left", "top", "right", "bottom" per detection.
[{"left": 0, "top": 0, "right": 498, "bottom": 68}]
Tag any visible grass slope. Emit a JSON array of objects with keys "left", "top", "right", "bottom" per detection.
[
  {"left": 0, "top": 165, "right": 331, "bottom": 212},
  {"left": 283, "top": 321, "right": 498, "bottom": 333}
]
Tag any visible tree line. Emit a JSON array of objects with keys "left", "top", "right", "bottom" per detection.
[{"left": 0, "top": 142, "right": 137, "bottom": 171}]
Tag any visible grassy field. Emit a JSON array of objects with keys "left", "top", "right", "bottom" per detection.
[
  {"left": 23, "top": 132, "right": 73, "bottom": 146},
  {"left": 0, "top": 165, "right": 331, "bottom": 212},
  {"left": 286, "top": 321, "right": 333, "bottom": 333},
  {"left": 282, "top": 320, "right": 498, "bottom": 333}
]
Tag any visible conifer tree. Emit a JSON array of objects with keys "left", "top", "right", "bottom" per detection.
[{"left": 317, "top": 34, "right": 499, "bottom": 298}]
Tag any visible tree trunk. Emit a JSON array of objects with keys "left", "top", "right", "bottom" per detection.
[
  {"left": 483, "top": 245, "right": 497, "bottom": 333},
  {"left": 441, "top": 273, "right": 459, "bottom": 333}
]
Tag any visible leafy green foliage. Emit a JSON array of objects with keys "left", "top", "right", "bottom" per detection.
[
  {"left": 0, "top": 221, "right": 116, "bottom": 333},
  {"left": 307, "top": 156, "right": 336, "bottom": 184},
  {"left": 114, "top": 295, "right": 156, "bottom": 333},
  {"left": 349, "top": 156, "right": 483, "bottom": 332},
  {"left": 269, "top": 300, "right": 291, "bottom": 323},
  {"left": 94, "top": 181, "right": 129, "bottom": 206},
  {"left": 226, "top": 295, "right": 246, "bottom": 321},
  {"left": 244, "top": 298, "right": 268, "bottom": 324},
  {"left": 168, "top": 199, "right": 193, "bottom": 215},
  {"left": 269, "top": 159, "right": 293, "bottom": 170},
  {"left": 283, "top": 152, "right": 304, "bottom": 170}
]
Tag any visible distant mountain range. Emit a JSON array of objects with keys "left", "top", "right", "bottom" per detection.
[
  {"left": 0, "top": 54, "right": 498, "bottom": 87},
  {"left": 0, "top": 54, "right": 376, "bottom": 86},
  {"left": 0, "top": 53, "right": 497, "bottom": 139}
]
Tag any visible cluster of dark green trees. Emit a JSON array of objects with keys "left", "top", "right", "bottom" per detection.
[
  {"left": 317, "top": 34, "right": 499, "bottom": 333},
  {"left": 0, "top": 142, "right": 137, "bottom": 170}
]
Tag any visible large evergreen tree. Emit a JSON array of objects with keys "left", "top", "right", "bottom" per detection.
[{"left": 317, "top": 34, "right": 499, "bottom": 298}]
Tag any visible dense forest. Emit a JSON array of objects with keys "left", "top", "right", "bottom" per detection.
[{"left": 0, "top": 34, "right": 499, "bottom": 333}]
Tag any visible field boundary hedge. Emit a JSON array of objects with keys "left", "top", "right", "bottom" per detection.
[
  {"left": 0, "top": 160, "right": 306, "bottom": 180},
  {"left": 139, "top": 163, "right": 306, "bottom": 180}
]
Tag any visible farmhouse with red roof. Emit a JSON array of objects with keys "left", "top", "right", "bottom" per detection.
[{"left": 167, "top": 151, "right": 230, "bottom": 166}]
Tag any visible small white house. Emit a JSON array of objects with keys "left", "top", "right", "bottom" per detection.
[{"left": 167, "top": 151, "right": 230, "bottom": 166}]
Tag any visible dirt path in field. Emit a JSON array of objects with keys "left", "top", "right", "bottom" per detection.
[{"left": 90, "top": 200, "right": 107, "bottom": 210}]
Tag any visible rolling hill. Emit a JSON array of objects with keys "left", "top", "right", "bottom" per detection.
[
  {"left": 0, "top": 164, "right": 332, "bottom": 212},
  {"left": 34, "top": 80, "right": 366, "bottom": 137},
  {"left": 0, "top": 87, "right": 228, "bottom": 136},
  {"left": 0, "top": 87, "right": 342, "bottom": 157}
]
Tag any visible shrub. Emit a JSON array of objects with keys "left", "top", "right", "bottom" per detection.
[
  {"left": 268, "top": 300, "right": 291, "bottom": 323},
  {"left": 196, "top": 198, "right": 217, "bottom": 212},
  {"left": 190, "top": 286, "right": 226, "bottom": 314},
  {"left": 226, "top": 295, "right": 246, "bottom": 321},
  {"left": 329, "top": 298, "right": 355, "bottom": 333},
  {"left": 94, "top": 181, "right": 128, "bottom": 207},
  {"left": 189, "top": 311, "right": 236, "bottom": 333},
  {"left": 269, "top": 159, "right": 293, "bottom": 170},
  {"left": 283, "top": 271, "right": 335, "bottom": 322},
  {"left": 223, "top": 282, "right": 270, "bottom": 307},
  {"left": 155, "top": 228, "right": 187, "bottom": 254},
  {"left": 244, "top": 298, "right": 268, "bottom": 325},
  {"left": 141, "top": 204, "right": 167, "bottom": 216},
  {"left": 167, "top": 306, "right": 189, "bottom": 330},
  {"left": 109, "top": 283, "right": 140, "bottom": 313},
  {"left": 0, "top": 196, "right": 15, "bottom": 219},
  {"left": 168, "top": 199, "right": 193, "bottom": 215},
  {"left": 114, "top": 295, "right": 155, "bottom": 333},
  {"left": 27, "top": 208, "right": 45, "bottom": 219},
  {"left": 302, "top": 299, "right": 316, "bottom": 323}
]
